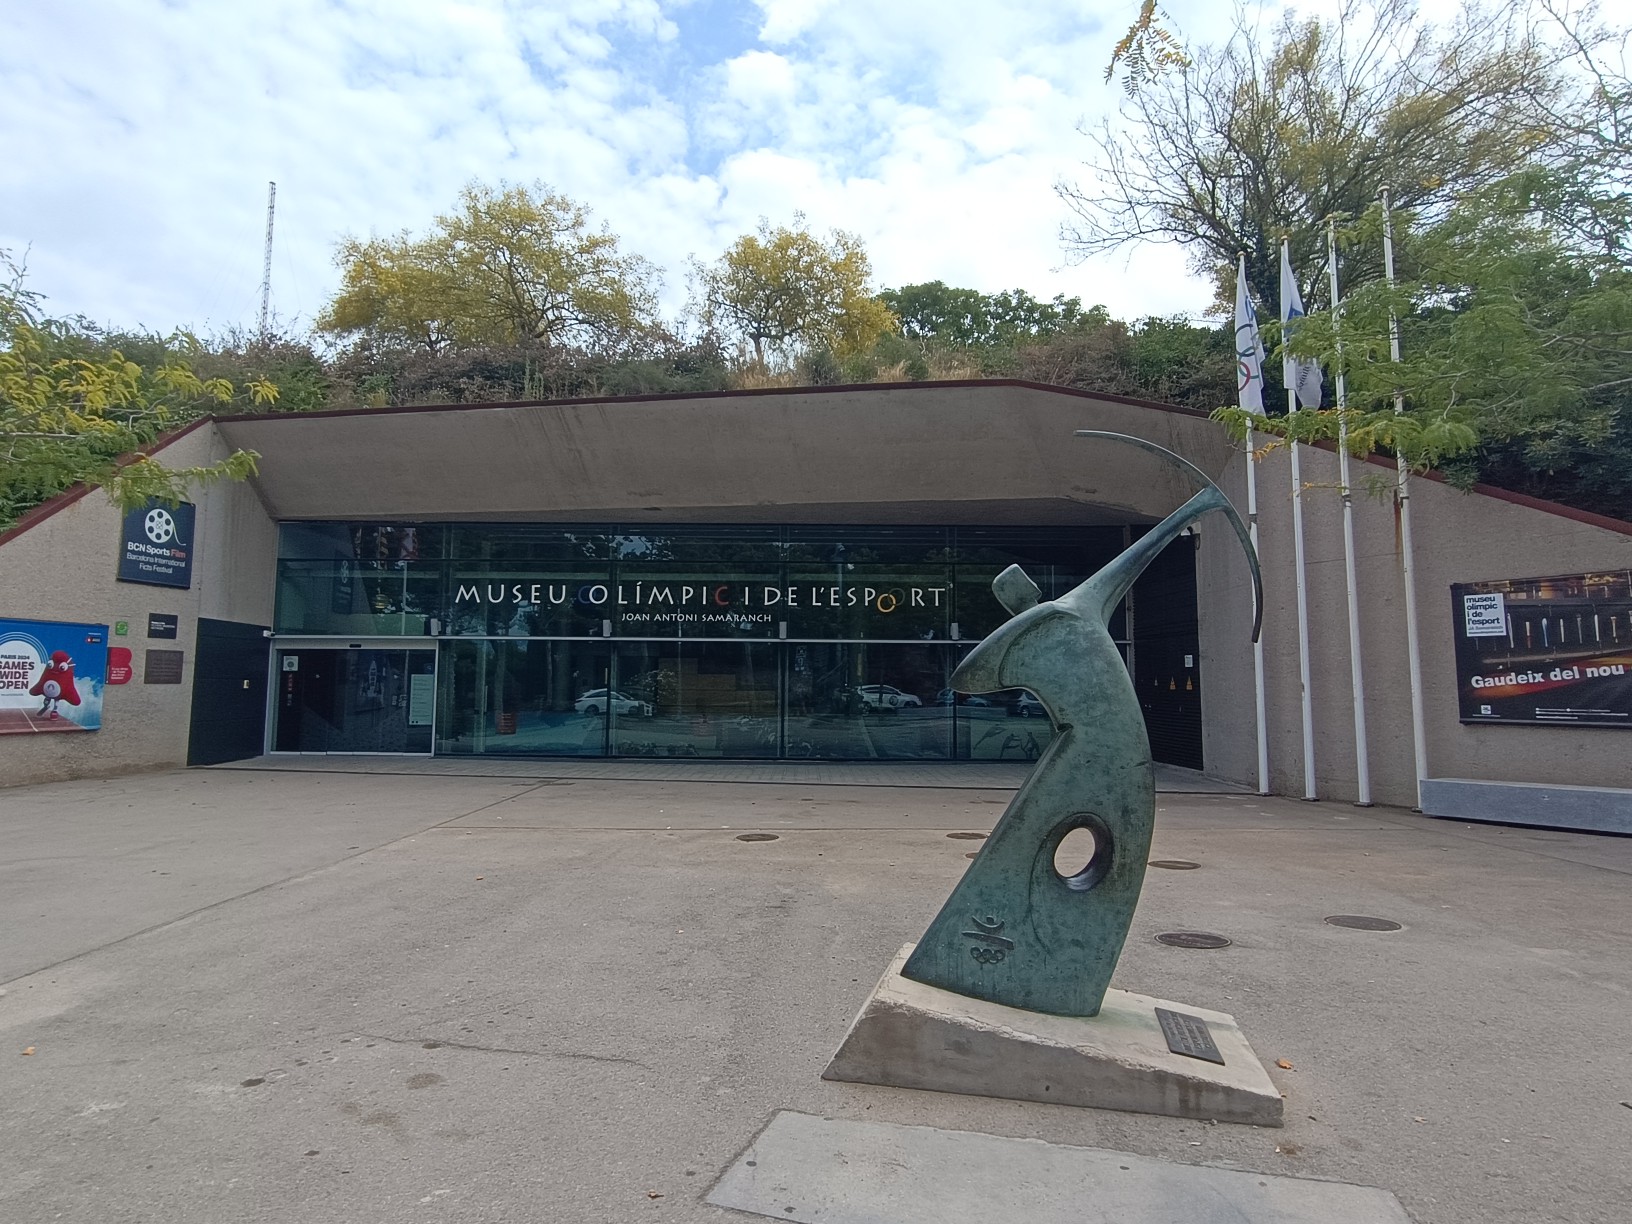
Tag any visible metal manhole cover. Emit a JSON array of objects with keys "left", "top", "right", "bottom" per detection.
[
  {"left": 735, "top": 833, "right": 779, "bottom": 842},
  {"left": 1156, "top": 931, "right": 1232, "bottom": 949},
  {"left": 1149, "top": 859, "right": 1200, "bottom": 870},
  {"left": 1324, "top": 914, "right": 1402, "bottom": 931},
  {"left": 946, "top": 832, "right": 988, "bottom": 840}
]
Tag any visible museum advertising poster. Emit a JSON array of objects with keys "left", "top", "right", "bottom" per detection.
[
  {"left": 0, "top": 618, "right": 109, "bottom": 735},
  {"left": 1451, "top": 571, "right": 1632, "bottom": 727}
]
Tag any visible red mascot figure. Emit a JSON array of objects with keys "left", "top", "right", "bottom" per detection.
[{"left": 30, "top": 650, "right": 81, "bottom": 720}]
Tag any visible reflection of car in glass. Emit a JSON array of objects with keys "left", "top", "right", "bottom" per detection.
[
  {"left": 855, "top": 684, "right": 922, "bottom": 709},
  {"left": 574, "top": 688, "right": 653, "bottom": 717},
  {"left": 934, "top": 688, "right": 990, "bottom": 707},
  {"left": 1014, "top": 692, "right": 1045, "bottom": 718}
]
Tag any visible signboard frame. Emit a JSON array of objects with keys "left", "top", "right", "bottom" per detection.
[
  {"left": 1451, "top": 571, "right": 1632, "bottom": 727},
  {"left": 0, "top": 617, "right": 110, "bottom": 734},
  {"left": 117, "top": 500, "right": 196, "bottom": 589}
]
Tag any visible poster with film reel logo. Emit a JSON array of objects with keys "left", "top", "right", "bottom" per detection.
[{"left": 117, "top": 499, "right": 196, "bottom": 589}]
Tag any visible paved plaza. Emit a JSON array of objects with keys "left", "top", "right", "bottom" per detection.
[{"left": 2, "top": 764, "right": 1629, "bottom": 1222}]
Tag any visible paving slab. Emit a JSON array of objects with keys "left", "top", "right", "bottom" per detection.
[{"left": 709, "top": 1111, "right": 1412, "bottom": 1223}]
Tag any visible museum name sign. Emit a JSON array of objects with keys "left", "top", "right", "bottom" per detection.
[{"left": 453, "top": 580, "right": 948, "bottom": 616}]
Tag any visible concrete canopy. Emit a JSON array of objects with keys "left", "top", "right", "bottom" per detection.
[{"left": 212, "top": 381, "right": 1233, "bottom": 526}]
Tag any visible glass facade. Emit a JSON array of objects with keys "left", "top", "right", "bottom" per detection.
[{"left": 271, "top": 522, "right": 1193, "bottom": 763}]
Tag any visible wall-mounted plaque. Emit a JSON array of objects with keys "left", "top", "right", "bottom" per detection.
[{"left": 143, "top": 650, "right": 185, "bottom": 685}]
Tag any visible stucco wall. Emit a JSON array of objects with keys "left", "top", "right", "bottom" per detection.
[
  {"left": 1202, "top": 439, "right": 1632, "bottom": 807},
  {"left": 0, "top": 424, "right": 278, "bottom": 785}
]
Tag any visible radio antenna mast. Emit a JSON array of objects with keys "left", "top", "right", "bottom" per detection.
[{"left": 258, "top": 181, "right": 277, "bottom": 343}]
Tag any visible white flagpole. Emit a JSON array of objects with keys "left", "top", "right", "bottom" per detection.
[
  {"left": 1236, "top": 253, "right": 1271, "bottom": 795},
  {"left": 1327, "top": 218, "right": 1372, "bottom": 806},
  {"left": 1382, "top": 187, "right": 1429, "bottom": 809},
  {"left": 1246, "top": 426, "right": 1270, "bottom": 795},
  {"left": 1283, "top": 238, "right": 1318, "bottom": 801}
]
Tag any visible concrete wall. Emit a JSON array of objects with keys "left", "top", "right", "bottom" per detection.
[
  {"left": 214, "top": 384, "right": 1234, "bottom": 525},
  {"left": 1200, "top": 440, "right": 1632, "bottom": 808},
  {"left": 0, "top": 424, "right": 279, "bottom": 785}
]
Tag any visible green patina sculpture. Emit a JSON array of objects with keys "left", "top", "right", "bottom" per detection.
[{"left": 900, "top": 432, "right": 1261, "bottom": 1018}]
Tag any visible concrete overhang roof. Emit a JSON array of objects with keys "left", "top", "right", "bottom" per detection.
[{"left": 212, "top": 380, "right": 1236, "bottom": 526}]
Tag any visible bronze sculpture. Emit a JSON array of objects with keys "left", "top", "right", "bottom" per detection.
[{"left": 901, "top": 432, "right": 1262, "bottom": 1017}]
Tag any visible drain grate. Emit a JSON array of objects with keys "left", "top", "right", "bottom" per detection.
[
  {"left": 946, "top": 831, "right": 988, "bottom": 840},
  {"left": 1156, "top": 931, "right": 1232, "bottom": 949},
  {"left": 735, "top": 833, "right": 779, "bottom": 842},
  {"left": 1324, "top": 914, "right": 1401, "bottom": 931},
  {"left": 1148, "top": 859, "right": 1200, "bottom": 870}
]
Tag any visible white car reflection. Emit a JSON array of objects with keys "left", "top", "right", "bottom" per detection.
[
  {"left": 574, "top": 688, "right": 654, "bottom": 717},
  {"left": 855, "top": 684, "right": 922, "bottom": 709}
]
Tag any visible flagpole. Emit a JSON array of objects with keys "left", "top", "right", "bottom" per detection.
[
  {"left": 1237, "top": 253, "right": 1271, "bottom": 796},
  {"left": 1327, "top": 217, "right": 1372, "bottom": 806},
  {"left": 1283, "top": 238, "right": 1318, "bottom": 801},
  {"left": 1382, "top": 187, "right": 1429, "bottom": 809},
  {"left": 1245, "top": 424, "right": 1270, "bottom": 795}
]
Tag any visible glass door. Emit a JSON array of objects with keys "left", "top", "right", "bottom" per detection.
[
  {"left": 274, "top": 648, "right": 435, "bottom": 753},
  {"left": 435, "top": 639, "right": 614, "bottom": 756}
]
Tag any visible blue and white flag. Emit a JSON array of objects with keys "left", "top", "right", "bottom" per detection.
[
  {"left": 1234, "top": 253, "right": 1266, "bottom": 412},
  {"left": 1280, "top": 240, "right": 1323, "bottom": 408}
]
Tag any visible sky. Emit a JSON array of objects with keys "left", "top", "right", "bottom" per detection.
[{"left": 1, "top": 0, "right": 1615, "bottom": 339}]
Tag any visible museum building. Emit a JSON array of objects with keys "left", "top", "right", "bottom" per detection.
[{"left": 3, "top": 380, "right": 1630, "bottom": 824}]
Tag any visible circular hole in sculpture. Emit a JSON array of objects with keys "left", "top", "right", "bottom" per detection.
[{"left": 1052, "top": 814, "right": 1114, "bottom": 892}]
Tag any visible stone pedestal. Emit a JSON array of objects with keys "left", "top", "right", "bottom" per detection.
[{"left": 823, "top": 945, "right": 1283, "bottom": 1127}]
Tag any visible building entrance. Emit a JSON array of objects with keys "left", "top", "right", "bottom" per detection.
[
  {"left": 273, "top": 646, "right": 436, "bottom": 753},
  {"left": 272, "top": 521, "right": 1203, "bottom": 767}
]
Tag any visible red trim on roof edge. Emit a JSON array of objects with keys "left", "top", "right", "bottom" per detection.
[
  {"left": 0, "top": 417, "right": 215, "bottom": 549},
  {"left": 1344, "top": 443, "right": 1632, "bottom": 539}
]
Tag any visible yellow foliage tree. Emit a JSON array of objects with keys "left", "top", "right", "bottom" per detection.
[
  {"left": 1, "top": 254, "right": 270, "bottom": 529},
  {"left": 318, "top": 181, "right": 660, "bottom": 353},
  {"left": 694, "top": 217, "right": 897, "bottom": 366}
]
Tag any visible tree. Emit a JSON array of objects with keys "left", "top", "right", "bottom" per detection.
[
  {"left": 1206, "top": 5, "right": 1632, "bottom": 522},
  {"left": 1063, "top": 0, "right": 1567, "bottom": 313},
  {"left": 319, "top": 181, "right": 661, "bottom": 354},
  {"left": 880, "top": 282, "right": 1099, "bottom": 349},
  {"left": 693, "top": 217, "right": 896, "bottom": 366},
  {"left": 1, "top": 254, "right": 269, "bottom": 530},
  {"left": 1213, "top": 168, "right": 1632, "bottom": 520},
  {"left": 1105, "top": 1, "right": 1190, "bottom": 93}
]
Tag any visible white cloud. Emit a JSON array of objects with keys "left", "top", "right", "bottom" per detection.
[
  {"left": 753, "top": 0, "right": 839, "bottom": 44},
  {"left": 6, "top": 0, "right": 1584, "bottom": 342}
]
